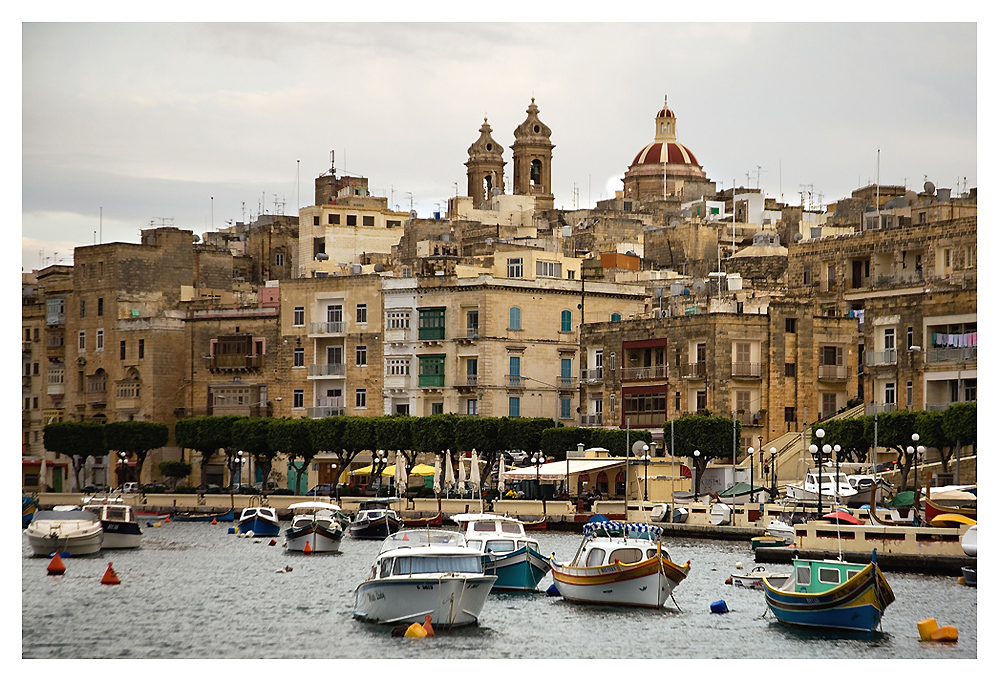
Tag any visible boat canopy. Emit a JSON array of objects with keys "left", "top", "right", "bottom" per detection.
[
  {"left": 287, "top": 501, "right": 342, "bottom": 512},
  {"left": 886, "top": 491, "right": 915, "bottom": 508},
  {"left": 503, "top": 459, "right": 625, "bottom": 482},
  {"left": 583, "top": 521, "right": 663, "bottom": 540},
  {"left": 717, "top": 482, "right": 767, "bottom": 497}
]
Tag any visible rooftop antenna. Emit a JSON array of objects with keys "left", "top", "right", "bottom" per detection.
[
  {"left": 99, "top": 207, "right": 103, "bottom": 244},
  {"left": 211, "top": 196, "right": 214, "bottom": 229},
  {"left": 330, "top": 150, "right": 336, "bottom": 174},
  {"left": 296, "top": 159, "right": 300, "bottom": 210}
]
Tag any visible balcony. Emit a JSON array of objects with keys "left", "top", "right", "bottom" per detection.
[
  {"left": 818, "top": 364, "right": 849, "bottom": 381},
  {"left": 506, "top": 374, "right": 524, "bottom": 389},
  {"left": 622, "top": 365, "right": 668, "bottom": 382},
  {"left": 210, "top": 354, "right": 264, "bottom": 371},
  {"left": 622, "top": 411, "right": 664, "bottom": 427},
  {"left": 926, "top": 346, "right": 977, "bottom": 364},
  {"left": 735, "top": 410, "right": 765, "bottom": 426},
  {"left": 309, "top": 321, "right": 345, "bottom": 336},
  {"left": 730, "top": 362, "right": 761, "bottom": 378},
  {"left": 866, "top": 402, "right": 897, "bottom": 415},
  {"left": 418, "top": 374, "right": 445, "bottom": 388},
  {"left": 581, "top": 367, "right": 604, "bottom": 384},
  {"left": 308, "top": 405, "right": 345, "bottom": 418},
  {"left": 456, "top": 375, "right": 478, "bottom": 388},
  {"left": 580, "top": 413, "right": 603, "bottom": 426},
  {"left": 864, "top": 349, "right": 897, "bottom": 366},
  {"left": 684, "top": 362, "right": 707, "bottom": 378},
  {"left": 466, "top": 326, "right": 479, "bottom": 339},
  {"left": 557, "top": 376, "right": 576, "bottom": 389},
  {"left": 385, "top": 328, "right": 410, "bottom": 343},
  {"left": 307, "top": 363, "right": 345, "bottom": 378}
]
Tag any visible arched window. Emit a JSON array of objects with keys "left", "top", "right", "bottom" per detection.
[
  {"left": 509, "top": 306, "right": 521, "bottom": 330},
  {"left": 530, "top": 159, "right": 542, "bottom": 186},
  {"left": 615, "top": 470, "right": 626, "bottom": 497},
  {"left": 596, "top": 471, "right": 609, "bottom": 495},
  {"left": 560, "top": 310, "right": 572, "bottom": 332}
]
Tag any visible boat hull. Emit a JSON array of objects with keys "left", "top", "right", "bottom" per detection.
[
  {"left": 484, "top": 545, "right": 551, "bottom": 591},
  {"left": 764, "top": 562, "right": 895, "bottom": 633},
  {"left": 100, "top": 521, "right": 143, "bottom": 549},
  {"left": 285, "top": 523, "right": 343, "bottom": 552},
  {"left": 353, "top": 575, "right": 497, "bottom": 628},
  {"left": 172, "top": 510, "right": 235, "bottom": 522},
  {"left": 731, "top": 571, "right": 789, "bottom": 590},
  {"left": 349, "top": 515, "right": 401, "bottom": 539},
  {"left": 961, "top": 566, "right": 976, "bottom": 587},
  {"left": 550, "top": 554, "right": 690, "bottom": 608},
  {"left": 25, "top": 527, "right": 103, "bottom": 557},
  {"left": 238, "top": 517, "right": 280, "bottom": 536},
  {"left": 924, "top": 498, "right": 976, "bottom": 524}
]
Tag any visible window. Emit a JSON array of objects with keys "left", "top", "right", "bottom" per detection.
[
  {"left": 313, "top": 238, "right": 325, "bottom": 257},
  {"left": 785, "top": 363, "right": 796, "bottom": 377},
  {"left": 346, "top": 215, "right": 357, "bottom": 226},
  {"left": 293, "top": 306, "right": 305, "bottom": 326},
  {"left": 821, "top": 346, "right": 843, "bottom": 366},
  {"left": 417, "top": 307, "right": 446, "bottom": 340},
  {"left": 509, "top": 356, "right": 521, "bottom": 383},
  {"left": 356, "top": 304, "right": 368, "bottom": 324},
  {"left": 395, "top": 404, "right": 410, "bottom": 415},
  {"left": 313, "top": 215, "right": 320, "bottom": 225},
  {"left": 293, "top": 348, "right": 304, "bottom": 367},
  {"left": 356, "top": 345, "right": 367, "bottom": 366},
  {"left": 735, "top": 390, "right": 751, "bottom": 413},
  {"left": 120, "top": 340, "right": 126, "bottom": 361},
  {"left": 78, "top": 331, "right": 86, "bottom": 351},
  {"left": 362, "top": 215, "right": 375, "bottom": 227},
  {"left": 561, "top": 310, "right": 572, "bottom": 332},
  {"left": 356, "top": 388, "right": 367, "bottom": 408},
  {"left": 561, "top": 357, "right": 572, "bottom": 379},
  {"left": 80, "top": 299, "right": 86, "bottom": 317},
  {"left": 466, "top": 358, "right": 478, "bottom": 383},
  {"left": 610, "top": 393, "right": 617, "bottom": 415},
  {"left": 387, "top": 311, "right": 410, "bottom": 329},
  {"left": 965, "top": 378, "right": 977, "bottom": 402},
  {"left": 387, "top": 359, "right": 410, "bottom": 376},
  {"left": 611, "top": 313, "right": 622, "bottom": 322},
  {"left": 328, "top": 213, "right": 340, "bottom": 225},
  {"left": 97, "top": 298, "right": 104, "bottom": 316},
  {"left": 884, "top": 328, "right": 895, "bottom": 351},
  {"left": 821, "top": 392, "right": 837, "bottom": 417},
  {"left": 275, "top": 252, "right": 284, "bottom": 267},
  {"left": 610, "top": 352, "right": 616, "bottom": 371},
  {"left": 509, "top": 396, "right": 520, "bottom": 417},
  {"left": 884, "top": 382, "right": 896, "bottom": 406},
  {"left": 138, "top": 339, "right": 145, "bottom": 359},
  {"left": 509, "top": 307, "right": 521, "bottom": 330},
  {"left": 507, "top": 258, "right": 523, "bottom": 278},
  {"left": 906, "top": 326, "right": 913, "bottom": 349},
  {"left": 818, "top": 567, "right": 842, "bottom": 585},
  {"left": 560, "top": 397, "right": 572, "bottom": 420},
  {"left": 906, "top": 381, "right": 913, "bottom": 407},
  {"left": 466, "top": 310, "right": 479, "bottom": 337},
  {"left": 785, "top": 318, "right": 797, "bottom": 333},
  {"left": 536, "top": 260, "right": 561, "bottom": 278},
  {"left": 735, "top": 342, "right": 751, "bottom": 364},
  {"left": 33, "top": 362, "right": 39, "bottom": 375},
  {"left": 785, "top": 407, "right": 796, "bottom": 423},
  {"left": 466, "top": 399, "right": 478, "bottom": 416},
  {"left": 674, "top": 391, "right": 680, "bottom": 411},
  {"left": 418, "top": 354, "right": 446, "bottom": 387},
  {"left": 95, "top": 329, "right": 104, "bottom": 351},
  {"left": 803, "top": 264, "right": 812, "bottom": 285},
  {"left": 431, "top": 402, "right": 444, "bottom": 415},
  {"left": 292, "top": 390, "right": 304, "bottom": 409}
]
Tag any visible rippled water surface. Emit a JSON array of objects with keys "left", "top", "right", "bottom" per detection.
[{"left": 22, "top": 521, "right": 976, "bottom": 659}]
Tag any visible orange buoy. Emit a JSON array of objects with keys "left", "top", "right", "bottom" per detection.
[
  {"left": 403, "top": 622, "right": 427, "bottom": 638},
  {"left": 423, "top": 614, "right": 435, "bottom": 637},
  {"left": 165, "top": 516, "right": 171, "bottom": 523},
  {"left": 47, "top": 554, "right": 66, "bottom": 575},
  {"left": 917, "top": 618, "right": 939, "bottom": 641},
  {"left": 303, "top": 541, "right": 312, "bottom": 554},
  {"left": 931, "top": 626, "right": 958, "bottom": 642},
  {"left": 268, "top": 539, "right": 277, "bottom": 546},
  {"left": 211, "top": 517, "right": 218, "bottom": 525},
  {"left": 101, "top": 562, "right": 120, "bottom": 585}
]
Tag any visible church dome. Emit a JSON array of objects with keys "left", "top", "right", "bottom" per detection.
[{"left": 630, "top": 141, "right": 699, "bottom": 167}]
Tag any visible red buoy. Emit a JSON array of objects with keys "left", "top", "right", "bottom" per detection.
[
  {"left": 101, "top": 562, "right": 120, "bottom": 585},
  {"left": 211, "top": 517, "right": 218, "bottom": 525},
  {"left": 304, "top": 541, "right": 312, "bottom": 554},
  {"left": 423, "top": 614, "right": 435, "bottom": 637},
  {"left": 47, "top": 554, "right": 66, "bottom": 575},
  {"left": 268, "top": 539, "right": 277, "bottom": 546}
]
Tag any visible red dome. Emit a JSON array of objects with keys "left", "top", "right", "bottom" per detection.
[
  {"left": 630, "top": 141, "right": 699, "bottom": 167},
  {"left": 657, "top": 106, "right": 675, "bottom": 119}
]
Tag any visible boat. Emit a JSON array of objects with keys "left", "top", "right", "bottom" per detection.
[
  {"left": 730, "top": 565, "right": 790, "bottom": 590},
  {"left": 822, "top": 509, "right": 863, "bottom": 525},
  {"left": 549, "top": 520, "right": 691, "bottom": 609},
  {"left": 452, "top": 513, "right": 550, "bottom": 591},
  {"left": 786, "top": 467, "right": 876, "bottom": 506},
  {"left": 960, "top": 566, "right": 976, "bottom": 587},
  {"left": 923, "top": 489, "right": 977, "bottom": 525},
  {"left": 349, "top": 498, "right": 402, "bottom": 539},
  {"left": 285, "top": 501, "right": 345, "bottom": 552},
  {"left": 22, "top": 494, "right": 38, "bottom": 528},
  {"left": 751, "top": 535, "right": 791, "bottom": 550},
  {"left": 671, "top": 507, "right": 689, "bottom": 524},
  {"left": 929, "top": 513, "right": 977, "bottom": 528},
  {"left": 403, "top": 512, "right": 443, "bottom": 528},
  {"left": 237, "top": 506, "right": 281, "bottom": 536},
  {"left": 171, "top": 509, "right": 235, "bottom": 522},
  {"left": 24, "top": 507, "right": 104, "bottom": 556},
  {"left": 521, "top": 517, "right": 547, "bottom": 532},
  {"left": 845, "top": 473, "right": 893, "bottom": 507},
  {"left": 709, "top": 502, "right": 731, "bottom": 526},
  {"left": 81, "top": 496, "right": 142, "bottom": 549},
  {"left": 352, "top": 528, "right": 497, "bottom": 628},
  {"left": 763, "top": 549, "right": 895, "bottom": 633},
  {"left": 649, "top": 503, "right": 669, "bottom": 522},
  {"left": 134, "top": 510, "right": 171, "bottom": 522},
  {"left": 961, "top": 524, "right": 977, "bottom": 557},
  {"left": 765, "top": 519, "right": 795, "bottom": 542},
  {"left": 716, "top": 482, "right": 769, "bottom": 505}
]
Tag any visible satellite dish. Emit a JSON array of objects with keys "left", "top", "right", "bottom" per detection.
[
  {"left": 905, "top": 190, "right": 918, "bottom": 206},
  {"left": 631, "top": 440, "right": 648, "bottom": 457},
  {"left": 924, "top": 180, "right": 936, "bottom": 194},
  {"left": 793, "top": 233, "right": 803, "bottom": 243},
  {"left": 315, "top": 253, "right": 329, "bottom": 261},
  {"left": 693, "top": 279, "right": 707, "bottom": 295}
]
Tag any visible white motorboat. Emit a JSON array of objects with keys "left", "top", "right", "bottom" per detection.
[
  {"left": 353, "top": 529, "right": 497, "bottom": 628},
  {"left": 785, "top": 468, "right": 874, "bottom": 506},
  {"left": 285, "top": 501, "right": 345, "bottom": 553},
  {"left": 729, "top": 564, "right": 791, "bottom": 590},
  {"left": 348, "top": 498, "right": 402, "bottom": 539},
  {"left": 81, "top": 497, "right": 142, "bottom": 549},
  {"left": 25, "top": 508, "right": 103, "bottom": 556},
  {"left": 961, "top": 524, "right": 977, "bottom": 557},
  {"left": 549, "top": 521, "right": 690, "bottom": 608},
  {"left": 765, "top": 519, "right": 795, "bottom": 542},
  {"left": 237, "top": 506, "right": 280, "bottom": 536},
  {"left": 710, "top": 502, "right": 732, "bottom": 526},
  {"left": 452, "top": 513, "right": 550, "bottom": 591}
]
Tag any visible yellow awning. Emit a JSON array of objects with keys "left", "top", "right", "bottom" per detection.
[{"left": 350, "top": 463, "right": 437, "bottom": 478}]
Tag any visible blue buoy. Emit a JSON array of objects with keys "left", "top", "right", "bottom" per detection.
[
  {"left": 710, "top": 599, "right": 729, "bottom": 614},
  {"left": 546, "top": 583, "right": 560, "bottom": 596},
  {"left": 227, "top": 527, "right": 236, "bottom": 534}
]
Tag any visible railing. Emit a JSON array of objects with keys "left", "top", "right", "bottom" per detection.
[
  {"left": 557, "top": 376, "right": 576, "bottom": 389},
  {"left": 730, "top": 362, "right": 761, "bottom": 378},
  {"left": 866, "top": 402, "right": 897, "bottom": 415},
  {"left": 818, "top": 364, "right": 849, "bottom": 381},
  {"left": 309, "top": 321, "right": 345, "bottom": 335},
  {"left": 210, "top": 354, "right": 263, "bottom": 370},
  {"left": 734, "top": 410, "right": 765, "bottom": 426},
  {"left": 581, "top": 367, "right": 604, "bottom": 383},
  {"left": 685, "top": 362, "right": 707, "bottom": 378},
  {"left": 621, "top": 365, "right": 667, "bottom": 381},
  {"left": 864, "top": 349, "right": 897, "bottom": 366},
  {"left": 307, "top": 405, "right": 345, "bottom": 418},
  {"left": 456, "top": 375, "right": 478, "bottom": 387},
  {"left": 580, "top": 413, "right": 603, "bottom": 426},
  {"left": 622, "top": 411, "right": 664, "bottom": 426},
  {"left": 466, "top": 326, "right": 479, "bottom": 339},
  {"left": 506, "top": 374, "right": 524, "bottom": 389},
  {"left": 46, "top": 336, "right": 64, "bottom": 349},
  {"left": 926, "top": 346, "right": 977, "bottom": 363},
  {"left": 307, "top": 363, "right": 345, "bottom": 377}
]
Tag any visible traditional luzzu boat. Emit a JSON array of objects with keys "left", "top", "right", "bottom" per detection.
[
  {"left": 237, "top": 506, "right": 280, "bottom": 536},
  {"left": 549, "top": 519, "right": 691, "bottom": 609},
  {"left": 22, "top": 494, "right": 38, "bottom": 528},
  {"left": 285, "top": 501, "right": 346, "bottom": 552},
  {"left": 352, "top": 529, "right": 497, "bottom": 628},
  {"left": 349, "top": 499, "right": 402, "bottom": 540},
  {"left": 452, "top": 513, "right": 550, "bottom": 591},
  {"left": 922, "top": 486, "right": 977, "bottom": 525},
  {"left": 763, "top": 549, "right": 895, "bottom": 633}
]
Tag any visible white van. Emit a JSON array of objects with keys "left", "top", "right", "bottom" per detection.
[{"left": 122, "top": 482, "right": 140, "bottom": 494}]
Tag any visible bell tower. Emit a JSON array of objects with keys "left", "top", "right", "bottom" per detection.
[
  {"left": 510, "top": 98, "right": 554, "bottom": 210},
  {"left": 465, "top": 118, "right": 506, "bottom": 208}
]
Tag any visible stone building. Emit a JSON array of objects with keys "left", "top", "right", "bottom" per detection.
[{"left": 510, "top": 98, "right": 555, "bottom": 211}]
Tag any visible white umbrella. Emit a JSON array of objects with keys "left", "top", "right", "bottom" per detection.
[
  {"left": 444, "top": 450, "right": 455, "bottom": 489},
  {"left": 498, "top": 454, "right": 507, "bottom": 493},
  {"left": 458, "top": 454, "right": 467, "bottom": 487},
  {"left": 84, "top": 456, "right": 94, "bottom": 488},
  {"left": 470, "top": 450, "right": 481, "bottom": 488},
  {"left": 394, "top": 451, "right": 407, "bottom": 496},
  {"left": 433, "top": 456, "right": 442, "bottom": 495},
  {"left": 38, "top": 458, "right": 47, "bottom": 492}
]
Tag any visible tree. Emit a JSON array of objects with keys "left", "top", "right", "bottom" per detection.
[
  {"left": 268, "top": 418, "right": 317, "bottom": 494},
  {"left": 665, "top": 415, "right": 735, "bottom": 496},
  {"left": 174, "top": 417, "right": 231, "bottom": 487},
  {"left": 913, "top": 411, "right": 952, "bottom": 473},
  {"left": 231, "top": 417, "right": 279, "bottom": 490},
  {"left": 43, "top": 421, "right": 106, "bottom": 492},
  {"left": 943, "top": 402, "right": 976, "bottom": 469},
  {"left": 158, "top": 460, "right": 193, "bottom": 489},
  {"left": 812, "top": 417, "right": 869, "bottom": 463},
  {"left": 104, "top": 420, "right": 169, "bottom": 485},
  {"left": 873, "top": 410, "right": 919, "bottom": 488}
]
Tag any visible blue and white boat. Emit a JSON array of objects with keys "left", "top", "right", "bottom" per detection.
[
  {"left": 237, "top": 506, "right": 280, "bottom": 536},
  {"left": 763, "top": 549, "right": 895, "bottom": 633},
  {"left": 453, "top": 513, "right": 550, "bottom": 592},
  {"left": 82, "top": 496, "right": 142, "bottom": 549}
]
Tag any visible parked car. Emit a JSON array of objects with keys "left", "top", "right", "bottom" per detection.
[
  {"left": 504, "top": 451, "right": 530, "bottom": 466},
  {"left": 306, "top": 484, "right": 334, "bottom": 496}
]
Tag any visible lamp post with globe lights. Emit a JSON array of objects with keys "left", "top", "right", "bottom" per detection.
[{"left": 642, "top": 444, "right": 651, "bottom": 501}]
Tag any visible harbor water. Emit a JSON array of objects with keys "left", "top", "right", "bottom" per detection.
[{"left": 22, "top": 521, "right": 976, "bottom": 659}]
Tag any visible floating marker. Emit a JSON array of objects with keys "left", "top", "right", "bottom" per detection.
[
  {"left": 211, "top": 517, "right": 217, "bottom": 525},
  {"left": 710, "top": 599, "right": 729, "bottom": 614},
  {"left": 422, "top": 614, "right": 435, "bottom": 637},
  {"left": 101, "top": 562, "right": 120, "bottom": 585},
  {"left": 931, "top": 626, "right": 958, "bottom": 642},
  {"left": 47, "top": 554, "right": 66, "bottom": 575},
  {"left": 228, "top": 527, "right": 236, "bottom": 534},
  {"left": 268, "top": 539, "right": 277, "bottom": 546},
  {"left": 304, "top": 541, "right": 312, "bottom": 554},
  {"left": 404, "top": 622, "right": 427, "bottom": 638},
  {"left": 918, "top": 618, "right": 939, "bottom": 641}
]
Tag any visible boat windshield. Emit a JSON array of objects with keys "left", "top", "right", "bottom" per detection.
[
  {"left": 379, "top": 529, "right": 466, "bottom": 553},
  {"left": 484, "top": 539, "right": 516, "bottom": 553},
  {"left": 391, "top": 555, "right": 482, "bottom": 576}
]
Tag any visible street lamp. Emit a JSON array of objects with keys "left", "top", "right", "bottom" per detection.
[
  {"left": 642, "top": 444, "right": 651, "bottom": 501},
  {"left": 531, "top": 453, "right": 546, "bottom": 500},
  {"left": 809, "top": 438, "right": 822, "bottom": 517},
  {"left": 769, "top": 447, "right": 778, "bottom": 498},
  {"left": 117, "top": 452, "right": 129, "bottom": 489},
  {"left": 747, "top": 447, "right": 755, "bottom": 503},
  {"left": 376, "top": 450, "right": 388, "bottom": 496},
  {"left": 693, "top": 450, "right": 700, "bottom": 499}
]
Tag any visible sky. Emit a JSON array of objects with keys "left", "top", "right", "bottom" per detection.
[{"left": 20, "top": 20, "right": 979, "bottom": 271}]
